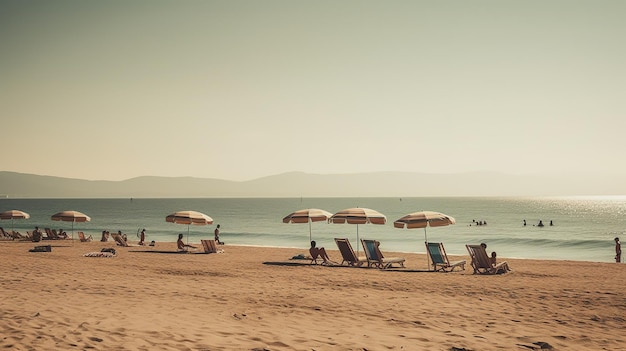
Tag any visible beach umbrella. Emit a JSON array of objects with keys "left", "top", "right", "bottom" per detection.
[
  {"left": 282, "top": 208, "right": 333, "bottom": 243},
  {"left": 165, "top": 210, "right": 213, "bottom": 244},
  {"left": 329, "top": 208, "right": 386, "bottom": 255},
  {"left": 0, "top": 209, "right": 30, "bottom": 233},
  {"left": 51, "top": 210, "right": 91, "bottom": 241},
  {"left": 394, "top": 211, "right": 456, "bottom": 269}
]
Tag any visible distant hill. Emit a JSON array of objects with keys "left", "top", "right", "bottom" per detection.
[{"left": 0, "top": 171, "right": 624, "bottom": 198}]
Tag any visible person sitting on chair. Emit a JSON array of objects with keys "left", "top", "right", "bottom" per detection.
[
  {"left": 490, "top": 249, "right": 511, "bottom": 273},
  {"left": 57, "top": 229, "right": 68, "bottom": 239},
  {"left": 177, "top": 233, "right": 197, "bottom": 251},
  {"left": 309, "top": 240, "right": 333, "bottom": 265}
]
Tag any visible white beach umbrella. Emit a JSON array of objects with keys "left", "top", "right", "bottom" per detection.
[
  {"left": 166, "top": 210, "right": 214, "bottom": 245},
  {"left": 0, "top": 209, "right": 30, "bottom": 233},
  {"left": 329, "top": 208, "right": 387, "bottom": 255},
  {"left": 51, "top": 210, "right": 91, "bottom": 242},
  {"left": 394, "top": 211, "right": 456, "bottom": 269},
  {"left": 282, "top": 208, "right": 333, "bottom": 243}
]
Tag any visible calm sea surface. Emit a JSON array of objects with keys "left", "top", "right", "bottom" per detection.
[{"left": 1, "top": 197, "right": 625, "bottom": 263}]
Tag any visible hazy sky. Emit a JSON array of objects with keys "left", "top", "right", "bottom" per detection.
[{"left": 2, "top": 0, "right": 625, "bottom": 181}]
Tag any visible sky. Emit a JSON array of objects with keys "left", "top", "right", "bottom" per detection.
[{"left": 1, "top": 0, "right": 625, "bottom": 182}]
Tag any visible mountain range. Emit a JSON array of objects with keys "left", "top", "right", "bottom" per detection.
[{"left": 1, "top": 171, "right": 624, "bottom": 198}]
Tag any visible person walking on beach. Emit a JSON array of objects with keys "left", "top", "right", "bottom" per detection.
[
  {"left": 138, "top": 228, "right": 146, "bottom": 246},
  {"left": 214, "top": 224, "right": 224, "bottom": 245},
  {"left": 615, "top": 237, "right": 621, "bottom": 263}
]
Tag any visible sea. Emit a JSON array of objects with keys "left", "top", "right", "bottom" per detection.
[{"left": 1, "top": 196, "right": 625, "bottom": 263}]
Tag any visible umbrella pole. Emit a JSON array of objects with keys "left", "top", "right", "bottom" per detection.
[
  {"left": 308, "top": 220, "right": 312, "bottom": 244},
  {"left": 356, "top": 224, "right": 360, "bottom": 255},
  {"left": 424, "top": 228, "right": 429, "bottom": 271}
]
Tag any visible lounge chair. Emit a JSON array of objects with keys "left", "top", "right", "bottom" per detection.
[
  {"left": 52, "top": 229, "right": 68, "bottom": 239},
  {"left": 466, "top": 244, "right": 510, "bottom": 275},
  {"left": 199, "top": 239, "right": 223, "bottom": 254},
  {"left": 334, "top": 238, "right": 367, "bottom": 267},
  {"left": 78, "top": 231, "right": 93, "bottom": 242},
  {"left": 112, "top": 232, "right": 129, "bottom": 247},
  {"left": 0, "top": 227, "right": 13, "bottom": 239},
  {"left": 425, "top": 242, "right": 466, "bottom": 272},
  {"left": 44, "top": 228, "right": 61, "bottom": 240},
  {"left": 10, "top": 230, "right": 28, "bottom": 240},
  {"left": 361, "top": 239, "right": 406, "bottom": 269}
]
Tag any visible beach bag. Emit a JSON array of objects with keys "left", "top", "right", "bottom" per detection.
[{"left": 101, "top": 248, "right": 116, "bottom": 255}]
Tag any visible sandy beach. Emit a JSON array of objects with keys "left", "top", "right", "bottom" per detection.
[{"left": 1, "top": 239, "right": 624, "bottom": 351}]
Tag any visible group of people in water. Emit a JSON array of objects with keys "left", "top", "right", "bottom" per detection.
[
  {"left": 470, "top": 219, "right": 487, "bottom": 226},
  {"left": 523, "top": 219, "right": 554, "bottom": 227}
]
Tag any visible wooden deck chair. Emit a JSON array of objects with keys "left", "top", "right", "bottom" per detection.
[
  {"left": 78, "top": 231, "right": 93, "bottom": 242},
  {"left": 0, "top": 227, "right": 13, "bottom": 239},
  {"left": 334, "top": 238, "right": 367, "bottom": 267},
  {"left": 52, "top": 229, "right": 69, "bottom": 239},
  {"left": 425, "top": 242, "right": 466, "bottom": 272},
  {"left": 10, "top": 231, "right": 28, "bottom": 241},
  {"left": 361, "top": 239, "right": 406, "bottom": 269},
  {"left": 466, "top": 244, "right": 509, "bottom": 275},
  {"left": 44, "top": 228, "right": 57, "bottom": 240},
  {"left": 112, "top": 232, "right": 129, "bottom": 247},
  {"left": 45, "top": 228, "right": 65, "bottom": 240},
  {"left": 200, "top": 239, "right": 223, "bottom": 254}
]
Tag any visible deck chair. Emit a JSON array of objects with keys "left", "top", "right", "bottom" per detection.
[
  {"left": 199, "top": 239, "right": 223, "bottom": 254},
  {"left": 45, "top": 228, "right": 63, "bottom": 240},
  {"left": 112, "top": 232, "right": 129, "bottom": 247},
  {"left": 425, "top": 242, "right": 466, "bottom": 272},
  {"left": 10, "top": 231, "right": 28, "bottom": 240},
  {"left": 0, "top": 227, "right": 13, "bottom": 239},
  {"left": 361, "top": 239, "right": 406, "bottom": 269},
  {"left": 52, "top": 229, "right": 68, "bottom": 239},
  {"left": 334, "top": 238, "right": 367, "bottom": 267},
  {"left": 78, "top": 231, "right": 93, "bottom": 242},
  {"left": 466, "top": 244, "right": 509, "bottom": 275}
]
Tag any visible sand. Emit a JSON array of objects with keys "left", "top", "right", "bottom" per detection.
[{"left": 1, "top": 239, "right": 625, "bottom": 351}]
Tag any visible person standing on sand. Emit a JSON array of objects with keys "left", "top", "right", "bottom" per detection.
[
  {"left": 214, "top": 224, "right": 224, "bottom": 245},
  {"left": 615, "top": 237, "right": 621, "bottom": 263},
  {"left": 138, "top": 228, "right": 146, "bottom": 246}
]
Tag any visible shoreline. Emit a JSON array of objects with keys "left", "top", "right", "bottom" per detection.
[{"left": 2, "top": 240, "right": 625, "bottom": 350}]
